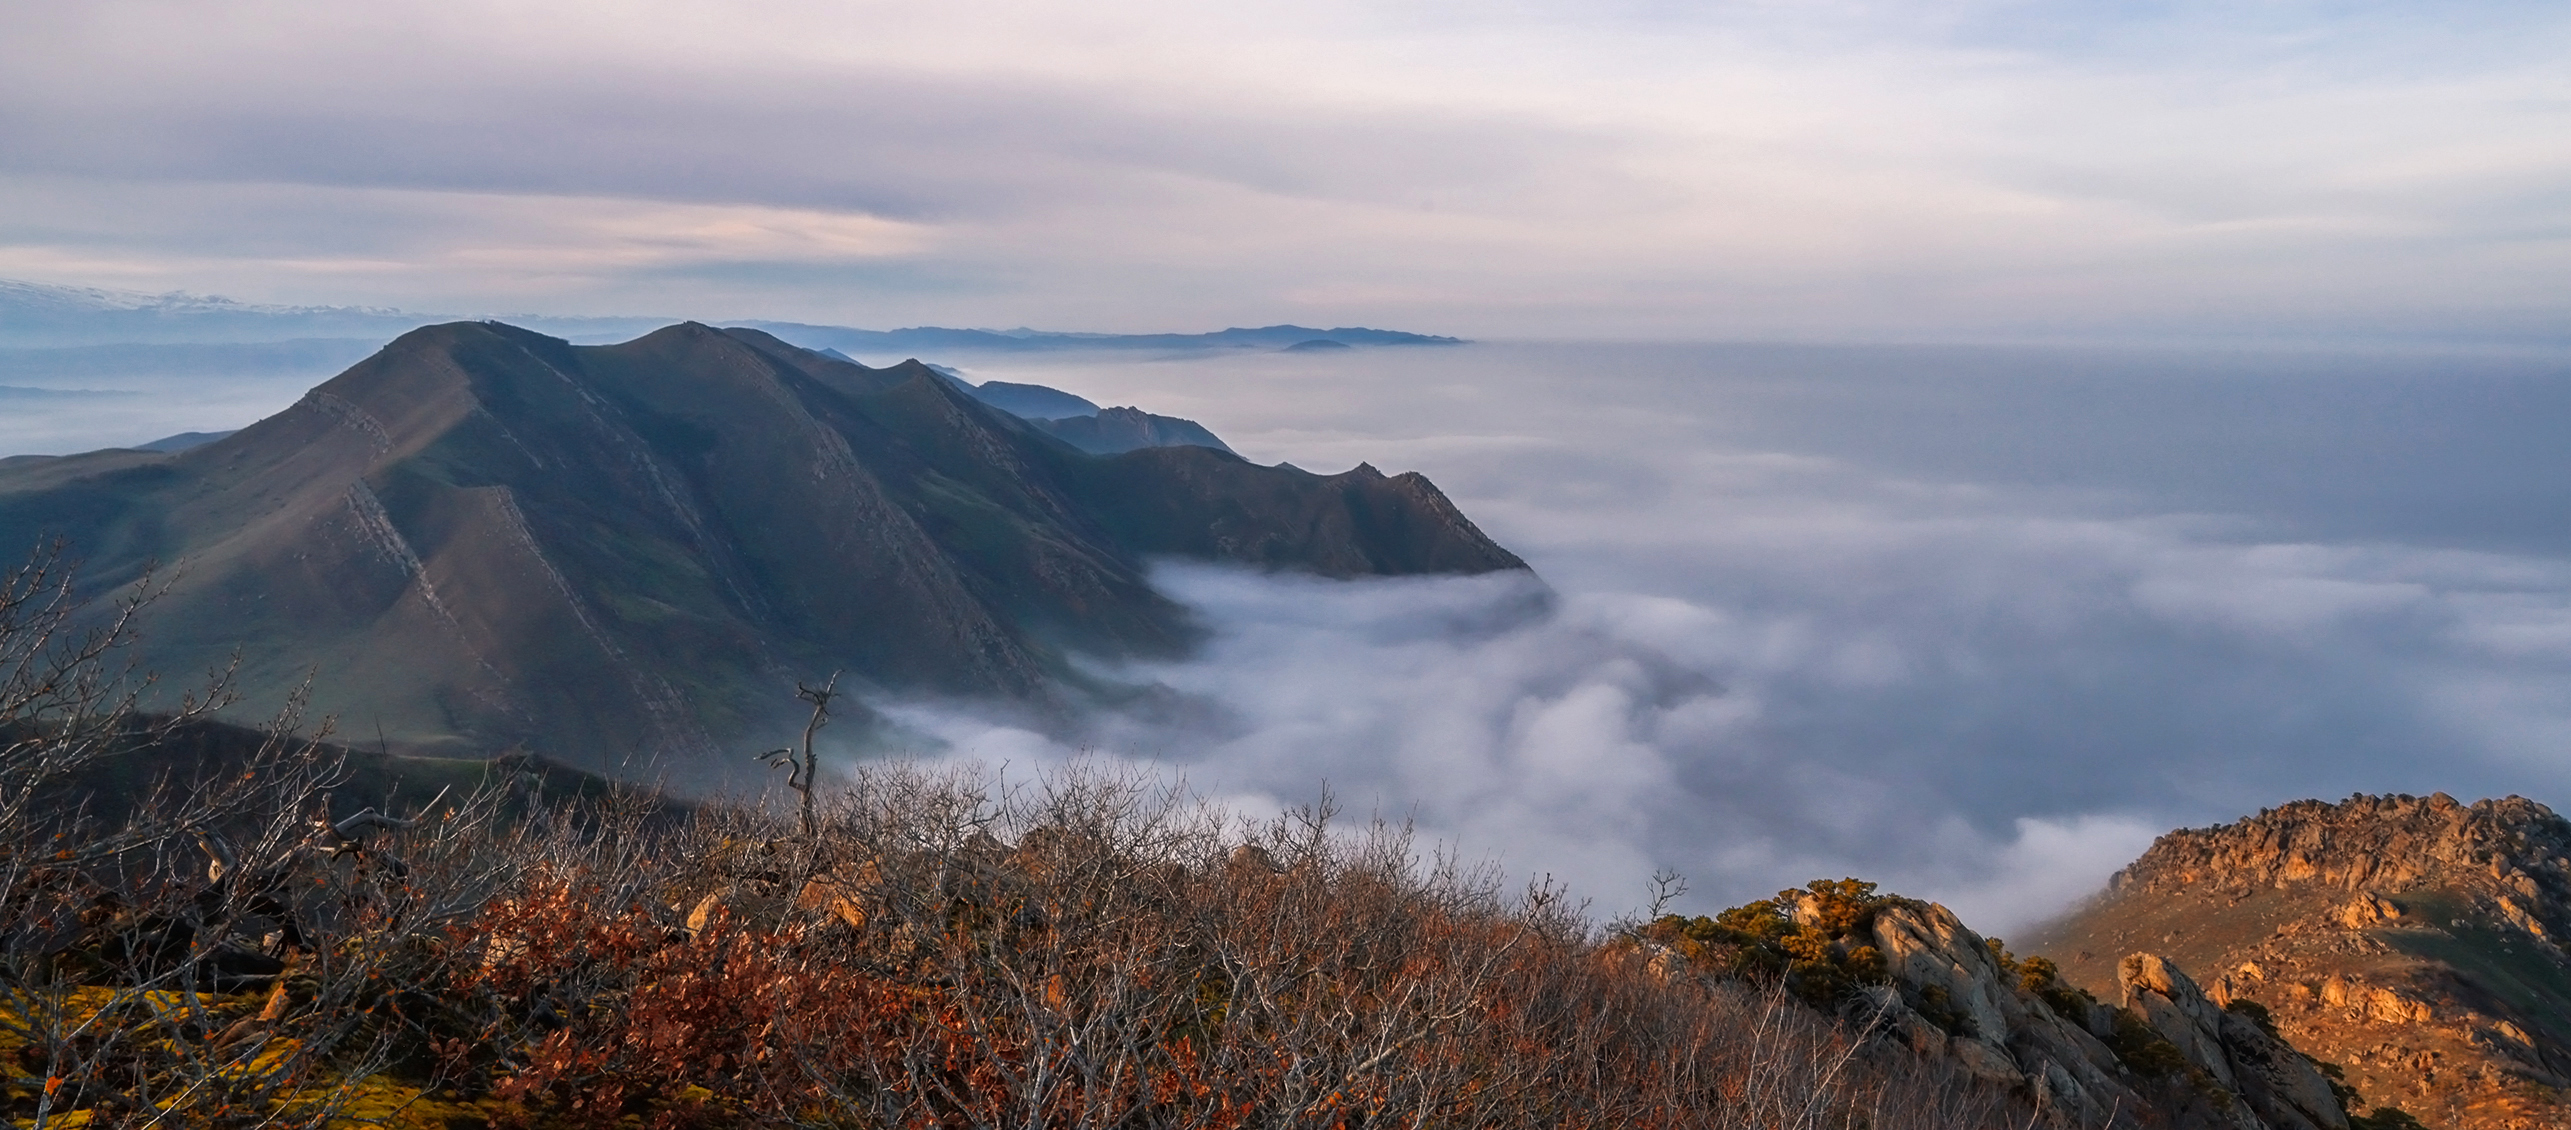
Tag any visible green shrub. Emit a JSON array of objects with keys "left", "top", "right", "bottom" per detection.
[
  {"left": 2223, "top": 997, "right": 2282, "bottom": 1040},
  {"left": 2109, "top": 1010, "right": 2190, "bottom": 1078},
  {"left": 1913, "top": 984, "right": 1970, "bottom": 1037},
  {"left": 2015, "top": 954, "right": 2100, "bottom": 1022}
]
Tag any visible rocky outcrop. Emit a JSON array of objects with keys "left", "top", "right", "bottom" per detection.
[
  {"left": 1649, "top": 873, "right": 2387, "bottom": 1129},
  {"left": 2033, "top": 793, "right": 2571, "bottom": 1130},
  {"left": 1864, "top": 902, "right": 2142, "bottom": 1126},
  {"left": 1848, "top": 898, "right": 2349, "bottom": 1130},
  {"left": 2118, "top": 953, "right": 2349, "bottom": 1130}
]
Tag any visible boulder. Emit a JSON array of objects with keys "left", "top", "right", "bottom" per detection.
[
  {"left": 2120, "top": 952, "right": 2238, "bottom": 1090},
  {"left": 2008, "top": 1004, "right": 2147, "bottom": 1128},
  {"left": 1871, "top": 902, "right": 2021, "bottom": 1043},
  {"left": 2334, "top": 893, "right": 2400, "bottom": 930}
]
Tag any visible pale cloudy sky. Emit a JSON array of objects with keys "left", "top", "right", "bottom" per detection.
[{"left": 4, "top": 0, "right": 2568, "bottom": 340}]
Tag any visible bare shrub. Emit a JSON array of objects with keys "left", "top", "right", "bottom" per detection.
[
  {"left": 0, "top": 541, "right": 526, "bottom": 1127},
  {"left": 435, "top": 761, "right": 2032, "bottom": 1129}
]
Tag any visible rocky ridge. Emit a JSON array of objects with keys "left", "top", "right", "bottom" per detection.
[
  {"left": 1648, "top": 882, "right": 2354, "bottom": 1129},
  {"left": 2031, "top": 794, "right": 2571, "bottom": 1130}
]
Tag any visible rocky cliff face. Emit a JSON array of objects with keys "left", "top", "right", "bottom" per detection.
[
  {"left": 0, "top": 321, "right": 1527, "bottom": 769},
  {"left": 2031, "top": 793, "right": 2571, "bottom": 1130}
]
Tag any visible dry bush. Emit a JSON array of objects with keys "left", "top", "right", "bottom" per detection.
[
  {"left": 430, "top": 762, "right": 2033, "bottom": 1130},
  {"left": 0, "top": 542, "right": 531, "bottom": 1127}
]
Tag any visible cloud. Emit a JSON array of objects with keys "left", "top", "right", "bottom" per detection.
[
  {"left": 3, "top": 0, "right": 2567, "bottom": 337},
  {"left": 0, "top": 180, "right": 931, "bottom": 297}
]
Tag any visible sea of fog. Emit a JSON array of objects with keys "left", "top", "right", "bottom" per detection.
[
  {"left": 865, "top": 340, "right": 2571, "bottom": 933},
  {"left": 10, "top": 338, "right": 2571, "bottom": 932}
]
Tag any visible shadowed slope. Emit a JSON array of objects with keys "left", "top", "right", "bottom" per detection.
[{"left": 0, "top": 322, "right": 1525, "bottom": 770}]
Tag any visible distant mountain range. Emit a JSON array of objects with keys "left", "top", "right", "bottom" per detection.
[
  {"left": 815, "top": 346, "right": 1235, "bottom": 456},
  {"left": 738, "top": 320, "right": 1460, "bottom": 356},
  {"left": 0, "top": 321, "right": 1523, "bottom": 769},
  {"left": 0, "top": 278, "right": 1462, "bottom": 352}
]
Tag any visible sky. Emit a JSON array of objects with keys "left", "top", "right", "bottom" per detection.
[{"left": 3, "top": 0, "right": 2570, "bottom": 342}]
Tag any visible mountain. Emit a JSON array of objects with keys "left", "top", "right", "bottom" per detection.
[
  {"left": 2029, "top": 793, "right": 2571, "bottom": 1130},
  {"left": 0, "top": 278, "right": 1464, "bottom": 353},
  {"left": 738, "top": 320, "right": 1463, "bottom": 356},
  {"left": 0, "top": 321, "right": 1525, "bottom": 770}
]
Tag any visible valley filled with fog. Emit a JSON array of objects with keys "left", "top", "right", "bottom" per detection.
[{"left": 863, "top": 340, "right": 2571, "bottom": 932}]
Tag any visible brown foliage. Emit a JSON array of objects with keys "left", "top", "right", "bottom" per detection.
[{"left": 405, "top": 766, "right": 2031, "bottom": 1129}]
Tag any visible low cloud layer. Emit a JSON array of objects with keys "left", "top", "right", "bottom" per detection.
[
  {"left": 849, "top": 341, "right": 2571, "bottom": 934},
  {"left": 882, "top": 564, "right": 2174, "bottom": 934}
]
